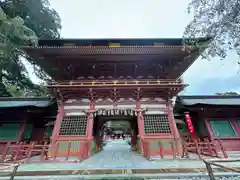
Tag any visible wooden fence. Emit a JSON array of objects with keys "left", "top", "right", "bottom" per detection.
[
  {"left": 141, "top": 137, "right": 227, "bottom": 160},
  {"left": 141, "top": 138, "right": 178, "bottom": 160},
  {"left": 0, "top": 140, "right": 90, "bottom": 163}
]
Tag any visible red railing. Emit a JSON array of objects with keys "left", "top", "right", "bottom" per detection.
[
  {"left": 1, "top": 141, "right": 49, "bottom": 163},
  {"left": 141, "top": 136, "right": 227, "bottom": 160},
  {"left": 0, "top": 140, "right": 91, "bottom": 163},
  {"left": 141, "top": 138, "right": 179, "bottom": 160},
  {"left": 181, "top": 136, "right": 227, "bottom": 159}
]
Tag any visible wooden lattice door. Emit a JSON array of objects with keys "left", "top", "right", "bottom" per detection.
[
  {"left": 59, "top": 116, "right": 88, "bottom": 136},
  {"left": 56, "top": 115, "right": 88, "bottom": 156},
  {"left": 143, "top": 115, "right": 171, "bottom": 134},
  {"left": 143, "top": 115, "right": 174, "bottom": 155}
]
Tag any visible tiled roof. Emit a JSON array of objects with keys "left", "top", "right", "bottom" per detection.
[
  {"left": 23, "top": 46, "right": 194, "bottom": 56},
  {"left": 36, "top": 37, "right": 212, "bottom": 47},
  {"left": 176, "top": 95, "right": 240, "bottom": 106},
  {"left": 0, "top": 97, "right": 55, "bottom": 108}
]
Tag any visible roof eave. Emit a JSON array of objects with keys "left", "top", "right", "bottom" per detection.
[{"left": 24, "top": 37, "right": 212, "bottom": 48}]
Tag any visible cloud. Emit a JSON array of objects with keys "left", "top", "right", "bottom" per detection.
[
  {"left": 182, "top": 50, "right": 240, "bottom": 95},
  {"left": 182, "top": 75, "right": 240, "bottom": 95}
]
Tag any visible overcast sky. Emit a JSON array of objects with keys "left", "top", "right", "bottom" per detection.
[{"left": 27, "top": 0, "right": 240, "bottom": 95}]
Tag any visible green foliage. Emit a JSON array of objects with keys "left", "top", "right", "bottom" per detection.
[
  {"left": 4, "top": 82, "right": 50, "bottom": 97},
  {"left": 108, "top": 121, "right": 131, "bottom": 129},
  {"left": 0, "top": 0, "right": 61, "bottom": 97},
  {"left": 184, "top": 0, "right": 240, "bottom": 60},
  {"left": 0, "top": 81, "right": 11, "bottom": 97},
  {"left": 0, "top": 5, "right": 38, "bottom": 96},
  {"left": 1, "top": 0, "right": 61, "bottom": 39}
]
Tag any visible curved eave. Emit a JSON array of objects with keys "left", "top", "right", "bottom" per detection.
[
  {"left": 23, "top": 37, "right": 211, "bottom": 81},
  {"left": 0, "top": 98, "right": 56, "bottom": 108},
  {"left": 23, "top": 45, "right": 196, "bottom": 57},
  {"left": 35, "top": 37, "right": 212, "bottom": 47},
  {"left": 23, "top": 36, "right": 211, "bottom": 56}
]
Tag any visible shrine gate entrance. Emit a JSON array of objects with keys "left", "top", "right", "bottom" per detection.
[
  {"left": 93, "top": 114, "right": 138, "bottom": 152},
  {"left": 23, "top": 38, "right": 210, "bottom": 160},
  {"left": 49, "top": 99, "right": 180, "bottom": 158}
]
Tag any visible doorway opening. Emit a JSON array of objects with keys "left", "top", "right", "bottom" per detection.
[{"left": 92, "top": 115, "right": 138, "bottom": 152}]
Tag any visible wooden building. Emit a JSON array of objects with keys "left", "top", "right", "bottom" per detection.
[
  {"left": 0, "top": 97, "right": 57, "bottom": 152},
  {"left": 175, "top": 95, "right": 240, "bottom": 152},
  {"left": 22, "top": 38, "right": 210, "bottom": 159}
]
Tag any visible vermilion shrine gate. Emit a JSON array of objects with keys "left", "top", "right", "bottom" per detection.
[{"left": 24, "top": 38, "right": 210, "bottom": 159}]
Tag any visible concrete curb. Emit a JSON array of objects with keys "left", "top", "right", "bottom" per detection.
[{"left": 1, "top": 172, "right": 240, "bottom": 180}]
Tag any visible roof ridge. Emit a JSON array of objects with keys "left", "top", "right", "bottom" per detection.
[
  {"left": 178, "top": 95, "right": 240, "bottom": 99},
  {"left": 0, "top": 97, "right": 54, "bottom": 101}
]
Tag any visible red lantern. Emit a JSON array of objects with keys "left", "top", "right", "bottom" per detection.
[{"left": 185, "top": 114, "right": 194, "bottom": 136}]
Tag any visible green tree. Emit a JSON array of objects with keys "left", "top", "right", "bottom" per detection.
[
  {"left": 1, "top": 0, "right": 61, "bottom": 39},
  {"left": 0, "top": 7, "right": 37, "bottom": 96},
  {"left": 4, "top": 82, "right": 50, "bottom": 97},
  {"left": 184, "top": 0, "right": 240, "bottom": 60},
  {"left": 0, "top": 0, "right": 61, "bottom": 97}
]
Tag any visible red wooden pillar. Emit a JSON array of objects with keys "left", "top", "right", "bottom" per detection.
[
  {"left": 136, "top": 102, "right": 144, "bottom": 136},
  {"left": 166, "top": 100, "right": 180, "bottom": 139},
  {"left": 166, "top": 99, "right": 181, "bottom": 155},
  {"left": 95, "top": 121, "right": 102, "bottom": 152},
  {"left": 51, "top": 103, "right": 64, "bottom": 144},
  {"left": 86, "top": 103, "right": 94, "bottom": 156},
  {"left": 18, "top": 118, "right": 27, "bottom": 141},
  {"left": 136, "top": 102, "right": 144, "bottom": 153},
  {"left": 87, "top": 103, "right": 94, "bottom": 138},
  {"left": 130, "top": 128, "right": 136, "bottom": 149}
]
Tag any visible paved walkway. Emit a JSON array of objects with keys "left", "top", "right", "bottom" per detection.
[
  {"left": 79, "top": 139, "right": 150, "bottom": 169},
  {"left": 10, "top": 139, "right": 240, "bottom": 171},
  {"left": 2, "top": 140, "right": 240, "bottom": 179}
]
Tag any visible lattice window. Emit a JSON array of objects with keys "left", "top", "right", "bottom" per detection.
[
  {"left": 210, "top": 120, "right": 236, "bottom": 137},
  {"left": 0, "top": 124, "right": 20, "bottom": 140},
  {"left": 24, "top": 124, "right": 33, "bottom": 139},
  {"left": 59, "top": 116, "right": 87, "bottom": 136},
  {"left": 143, "top": 115, "right": 171, "bottom": 134}
]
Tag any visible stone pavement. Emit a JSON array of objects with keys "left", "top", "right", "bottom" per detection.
[
  {"left": 12, "top": 139, "right": 240, "bottom": 171},
  {"left": 1, "top": 140, "right": 240, "bottom": 179},
  {"left": 79, "top": 139, "right": 151, "bottom": 169}
]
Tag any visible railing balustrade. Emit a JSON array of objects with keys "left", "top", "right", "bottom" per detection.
[
  {"left": 141, "top": 136, "right": 227, "bottom": 160},
  {"left": 0, "top": 140, "right": 91, "bottom": 163}
]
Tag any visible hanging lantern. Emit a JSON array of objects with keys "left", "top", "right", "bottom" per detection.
[
  {"left": 185, "top": 113, "right": 194, "bottom": 136},
  {"left": 124, "top": 109, "right": 127, "bottom": 116},
  {"left": 129, "top": 109, "right": 134, "bottom": 116},
  {"left": 121, "top": 109, "right": 124, "bottom": 115},
  {"left": 98, "top": 109, "right": 102, "bottom": 116},
  {"left": 135, "top": 111, "right": 137, "bottom": 116},
  {"left": 115, "top": 109, "right": 119, "bottom": 115},
  {"left": 111, "top": 109, "right": 114, "bottom": 116},
  {"left": 102, "top": 109, "right": 106, "bottom": 115}
]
